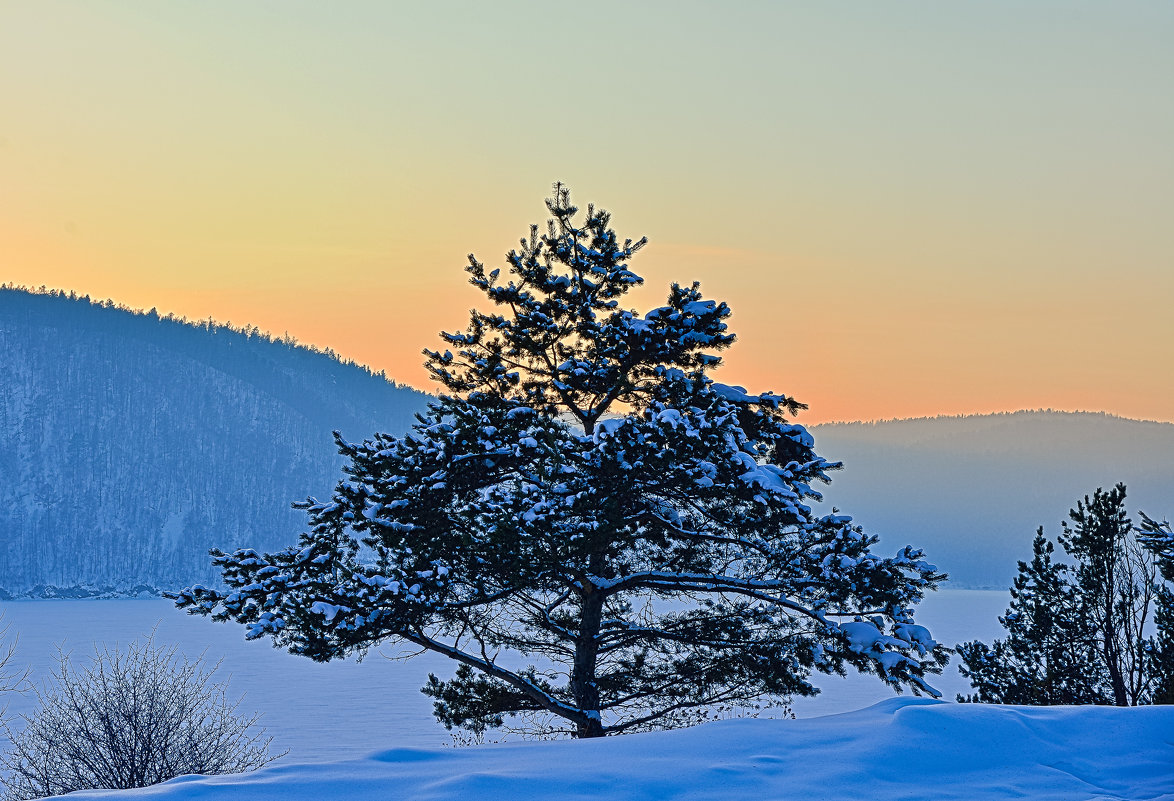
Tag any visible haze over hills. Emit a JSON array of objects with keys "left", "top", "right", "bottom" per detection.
[
  {"left": 811, "top": 412, "right": 1174, "bottom": 588},
  {"left": 1, "top": 287, "right": 1171, "bottom": 593},
  {"left": 0, "top": 287, "right": 430, "bottom": 595}
]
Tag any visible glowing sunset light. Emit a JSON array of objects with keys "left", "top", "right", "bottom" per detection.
[{"left": 2, "top": 2, "right": 1171, "bottom": 423}]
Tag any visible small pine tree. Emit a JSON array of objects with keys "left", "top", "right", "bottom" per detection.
[
  {"left": 1060, "top": 484, "right": 1155, "bottom": 705},
  {"left": 960, "top": 484, "right": 1168, "bottom": 706},
  {"left": 958, "top": 530, "right": 1104, "bottom": 704},
  {"left": 175, "top": 185, "right": 947, "bottom": 738}
]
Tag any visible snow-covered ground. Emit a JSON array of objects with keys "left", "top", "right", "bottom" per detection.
[
  {"left": 55, "top": 698, "right": 1174, "bottom": 801},
  {"left": 0, "top": 591, "right": 1008, "bottom": 762},
  {"left": 4, "top": 594, "right": 1172, "bottom": 800}
]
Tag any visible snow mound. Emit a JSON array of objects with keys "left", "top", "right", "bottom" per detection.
[{"left": 57, "top": 699, "right": 1174, "bottom": 801}]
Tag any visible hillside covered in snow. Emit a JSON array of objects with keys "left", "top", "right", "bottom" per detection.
[
  {"left": 56, "top": 699, "right": 1174, "bottom": 801},
  {"left": 0, "top": 288, "right": 429, "bottom": 595}
]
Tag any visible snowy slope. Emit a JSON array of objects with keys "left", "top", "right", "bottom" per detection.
[
  {"left": 0, "top": 288, "right": 429, "bottom": 595},
  {"left": 57, "top": 699, "right": 1174, "bottom": 801}
]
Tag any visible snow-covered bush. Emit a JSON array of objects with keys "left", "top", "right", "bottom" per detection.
[
  {"left": 0, "top": 638, "right": 279, "bottom": 799},
  {"left": 176, "top": 185, "right": 947, "bottom": 738}
]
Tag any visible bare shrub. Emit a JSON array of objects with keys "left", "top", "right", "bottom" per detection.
[
  {"left": 0, "top": 616, "right": 30, "bottom": 702},
  {"left": 0, "top": 637, "right": 282, "bottom": 800}
]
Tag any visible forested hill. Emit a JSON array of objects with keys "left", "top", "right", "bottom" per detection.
[
  {"left": 0, "top": 287, "right": 430, "bottom": 596},
  {"left": 811, "top": 411, "right": 1174, "bottom": 588},
  {"left": 3, "top": 287, "right": 1170, "bottom": 594}
]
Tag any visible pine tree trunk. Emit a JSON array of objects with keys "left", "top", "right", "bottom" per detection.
[
  {"left": 1100, "top": 584, "right": 1128, "bottom": 705},
  {"left": 1104, "top": 634, "right": 1129, "bottom": 706},
  {"left": 571, "top": 582, "right": 605, "bottom": 737}
]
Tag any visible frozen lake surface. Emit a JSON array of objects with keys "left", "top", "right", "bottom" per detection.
[{"left": 0, "top": 590, "right": 1009, "bottom": 764}]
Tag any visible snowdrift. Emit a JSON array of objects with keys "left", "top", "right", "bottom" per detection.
[{"left": 57, "top": 699, "right": 1173, "bottom": 801}]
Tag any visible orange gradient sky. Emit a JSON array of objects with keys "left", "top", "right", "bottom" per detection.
[{"left": 2, "top": 2, "right": 1172, "bottom": 424}]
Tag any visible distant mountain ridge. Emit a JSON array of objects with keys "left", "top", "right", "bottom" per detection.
[
  {"left": 2, "top": 287, "right": 1170, "bottom": 593},
  {"left": 810, "top": 411, "right": 1174, "bottom": 588},
  {"left": 0, "top": 287, "right": 431, "bottom": 596}
]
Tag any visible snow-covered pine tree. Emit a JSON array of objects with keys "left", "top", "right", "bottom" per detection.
[{"left": 174, "top": 186, "right": 947, "bottom": 738}]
